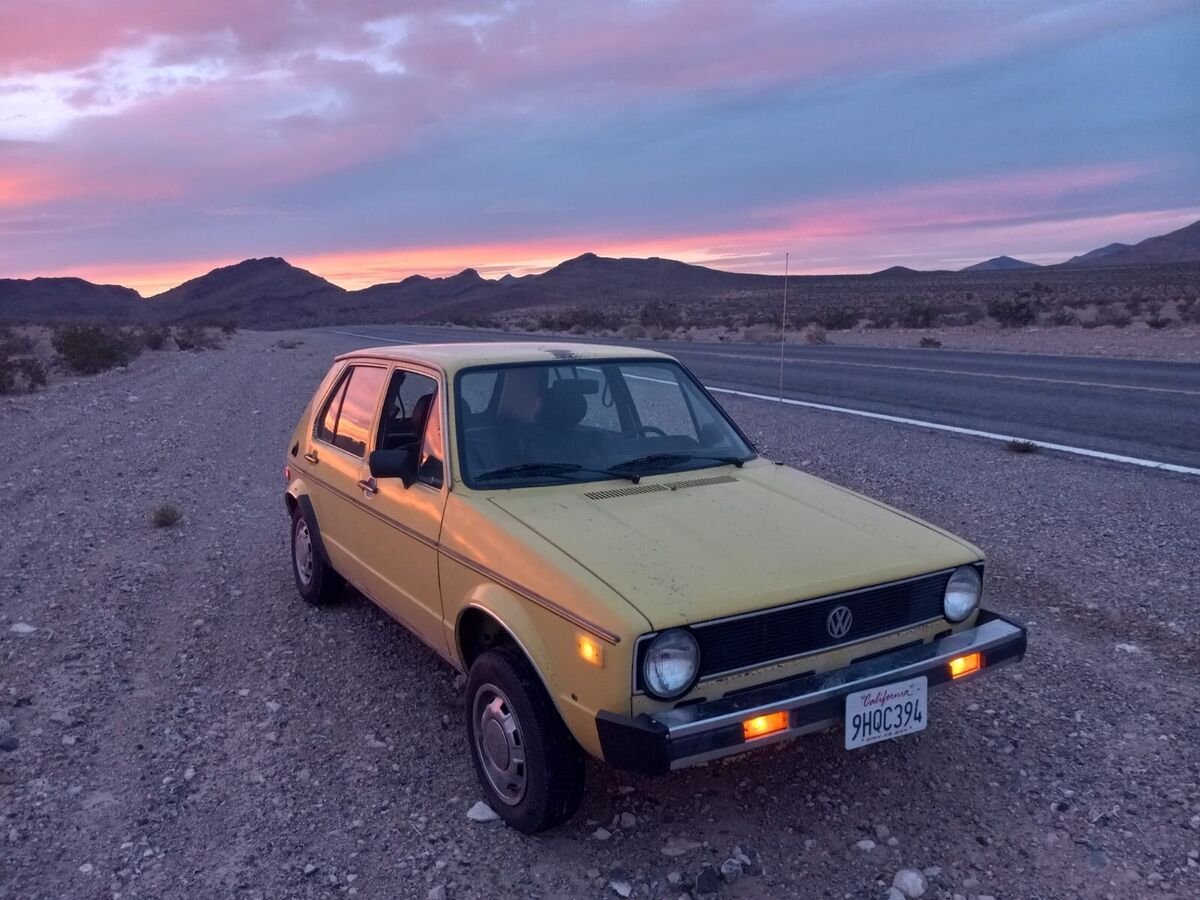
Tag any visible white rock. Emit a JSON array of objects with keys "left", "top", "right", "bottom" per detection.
[
  {"left": 592, "top": 827, "right": 612, "bottom": 841},
  {"left": 610, "top": 880, "right": 632, "bottom": 898},
  {"left": 1115, "top": 642, "right": 1139, "bottom": 653},
  {"left": 467, "top": 801, "right": 500, "bottom": 823},
  {"left": 885, "top": 889, "right": 906, "bottom": 900},
  {"left": 79, "top": 863, "right": 94, "bottom": 875},
  {"left": 892, "top": 868, "right": 928, "bottom": 898},
  {"left": 855, "top": 839, "right": 877, "bottom": 852},
  {"left": 719, "top": 859, "right": 742, "bottom": 883},
  {"left": 619, "top": 812, "right": 637, "bottom": 829},
  {"left": 660, "top": 836, "right": 703, "bottom": 857},
  {"left": 427, "top": 886, "right": 447, "bottom": 900},
  {"left": 9, "top": 623, "right": 36, "bottom": 635}
]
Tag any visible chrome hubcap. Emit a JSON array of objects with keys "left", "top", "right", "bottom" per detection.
[
  {"left": 473, "top": 683, "right": 526, "bottom": 805},
  {"left": 294, "top": 520, "right": 314, "bottom": 586}
]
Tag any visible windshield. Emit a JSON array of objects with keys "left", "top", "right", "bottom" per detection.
[{"left": 454, "top": 359, "right": 755, "bottom": 488}]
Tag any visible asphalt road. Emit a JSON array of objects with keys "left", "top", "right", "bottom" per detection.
[{"left": 324, "top": 324, "right": 1200, "bottom": 471}]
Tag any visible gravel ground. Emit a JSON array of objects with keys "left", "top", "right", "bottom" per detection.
[{"left": 2, "top": 330, "right": 1197, "bottom": 900}]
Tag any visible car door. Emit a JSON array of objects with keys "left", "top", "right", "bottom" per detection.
[
  {"left": 352, "top": 365, "right": 450, "bottom": 656},
  {"left": 304, "top": 362, "right": 391, "bottom": 582}
]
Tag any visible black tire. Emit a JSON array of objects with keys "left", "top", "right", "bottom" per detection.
[
  {"left": 465, "top": 645, "right": 586, "bottom": 833},
  {"left": 290, "top": 505, "right": 342, "bottom": 605}
]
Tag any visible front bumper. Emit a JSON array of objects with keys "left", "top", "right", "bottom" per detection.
[{"left": 596, "top": 610, "right": 1026, "bottom": 775}]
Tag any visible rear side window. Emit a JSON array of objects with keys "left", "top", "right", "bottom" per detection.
[{"left": 315, "top": 365, "right": 388, "bottom": 458}]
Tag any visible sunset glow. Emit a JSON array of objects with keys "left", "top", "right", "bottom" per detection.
[{"left": 2, "top": 1, "right": 1197, "bottom": 293}]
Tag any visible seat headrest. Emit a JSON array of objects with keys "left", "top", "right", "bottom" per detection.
[
  {"left": 537, "top": 382, "right": 587, "bottom": 427},
  {"left": 411, "top": 392, "right": 433, "bottom": 434}
]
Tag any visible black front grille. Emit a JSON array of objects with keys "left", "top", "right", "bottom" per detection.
[{"left": 636, "top": 569, "right": 960, "bottom": 691}]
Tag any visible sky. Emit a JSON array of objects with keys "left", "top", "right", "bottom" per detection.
[{"left": 1, "top": 0, "right": 1198, "bottom": 294}]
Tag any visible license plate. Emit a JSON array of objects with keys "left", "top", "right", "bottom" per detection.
[{"left": 844, "top": 676, "right": 928, "bottom": 749}]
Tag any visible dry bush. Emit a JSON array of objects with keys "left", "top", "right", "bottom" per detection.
[
  {"left": 806, "top": 325, "right": 829, "bottom": 345},
  {"left": 899, "top": 301, "right": 940, "bottom": 329},
  {"left": 139, "top": 324, "right": 171, "bottom": 350},
  {"left": 743, "top": 324, "right": 779, "bottom": 343},
  {"left": 987, "top": 295, "right": 1037, "bottom": 328},
  {"left": 174, "top": 325, "right": 224, "bottom": 351},
  {"left": 919, "top": 336, "right": 942, "bottom": 348},
  {"left": 52, "top": 324, "right": 141, "bottom": 374},
  {"left": 152, "top": 503, "right": 182, "bottom": 528},
  {"left": 815, "top": 307, "right": 858, "bottom": 330},
  {"left": 275, "top": 338, "right": 304, "bottom": 349},
  {"left": 1047, "top": 308, "right": 1079, "bottom": 326},
  {"left": 619, "top": 324, "right": 647, "bottom": 340}
]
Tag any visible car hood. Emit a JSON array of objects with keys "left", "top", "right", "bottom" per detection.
[{"left": 487, "top": 460, "right": 981, "bottom": 630}]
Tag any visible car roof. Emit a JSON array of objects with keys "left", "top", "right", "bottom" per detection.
[{"left": 335, "top": 341, "right": 673, "bottom": 375}]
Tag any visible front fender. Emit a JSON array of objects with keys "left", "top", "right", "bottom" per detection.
[{"left": 442, "top": 569, "right": 635, "bottom": 760}]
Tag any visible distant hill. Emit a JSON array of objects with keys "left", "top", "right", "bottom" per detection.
[
  {"left": 150, "top": 257, "right": 345, "bottom": 325},
  {"left": 1062, "top": 242, "right": 1133, "bottom": 266},
  {"left": 0, "top": 277, "right": 147, "bottom": 322},
  {"left": 870, "top": 266, "right": 925, "bottom": 277},
  {"left": 961, "top": 255, "right": 1040, "bottom": 272},
  {"left": 1061, "top": 220, "right": 1200, "bottom": 267},
  {"left": 4, "top": 217, "right": 1199, "bottom": 328}
]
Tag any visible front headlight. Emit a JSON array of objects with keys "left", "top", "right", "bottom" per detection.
[
  {"left": 944, "top": 565, "right": 982, "bottom": 622},
  {"left": 642, "top": 629, "right": 700, "bottom": 699}
]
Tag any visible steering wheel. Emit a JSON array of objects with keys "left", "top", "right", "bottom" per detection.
[{"left": 635, "top": 425, "right": 668, "bottom": 437}]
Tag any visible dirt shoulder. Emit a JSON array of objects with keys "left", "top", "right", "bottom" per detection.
[{"left": 1, "top": 330, "right": 1196, "bottom": 900}]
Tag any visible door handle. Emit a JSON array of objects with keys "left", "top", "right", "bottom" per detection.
[
  {"left": 304, "top": 450, "right": 319, "bottom": 464},
  {"left": 357, "top": 478, "right": 378, "bottom": 496}
]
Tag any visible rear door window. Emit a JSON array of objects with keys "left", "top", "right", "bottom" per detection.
[{"left": 315, "top": 365, "right": 388, "bottom": 458}]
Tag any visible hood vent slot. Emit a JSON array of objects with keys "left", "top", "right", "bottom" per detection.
[
  {"left": 585, "top": 483, "right": 669, "bottom": 500},
  {"left": 666, "top": 474, "right": 737, "bottom": 491},
  {"left": 585, "top": 474, "right": 737, "bottom": 500}
]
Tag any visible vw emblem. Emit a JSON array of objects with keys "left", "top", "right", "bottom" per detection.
[{"left": 826, "top": 605, "right": 853, "bottom": 639}]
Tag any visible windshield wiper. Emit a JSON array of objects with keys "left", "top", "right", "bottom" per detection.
[
  {"left": 608, "top": 452, "right": 749, "bottom": 474},
  {"left": 475, "top": 462, "right": 640, "bottom": 483}
]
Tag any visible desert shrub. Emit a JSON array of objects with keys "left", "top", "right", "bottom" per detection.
[
  {"left": 217, "top": 320, "right": 238, "bottom": 335},
  {"left": 815, "top": 307, "right": 858, "bottom": 330},
  {"left": 568, "top": 324, "right": 587, "bottom": 335},
  {"left": 152, "top": 503, "right": 182, "bottom": 528},
  {"left": 987, "top": 295, "right": 1037, "bottom": 328},
  {"left": 1146, "top": 314, "right": 1173, "bottom": 330},
  {"left": 898, "top": 301, "right": 940, "bottom": 329},
  {"left": 639, "top": 299, "right": 680, "bottom": 330},
  {"left": 806, "top": 325, "right": 828, "bottom": 345},
  {"left": 1095, "top": 305, "right": 1132, "bottom": 328},
  {"left": 139, "top": 324, "right": 171, "bottom": 350},
  {"left": 743, "top": 324, "right": 779, "bottom": 343},
  {"left": 0, "top": 356, "right": 46, "bottom": 394},
  {"left": 1047, "top": 308, "right": 1079, "bottom": 326},
  {"left": 1006, "top": 439, "right": 1038, "bottom": 454},
  {"left": 174, "top": 325, "right": 224, "bottom": 351},
  {"left": 919, "top": 337, "right": 942, "bottom": 348},
  {"left": 619, "top": 324, "right": 646, "bottom": 340},
  {"left": 52, "top": 324, "right": 140, "bottom": 374},
  {"left": 275, "top": 338, "right": 304, "bottom": 349},
  {"left": 1179, "top": 298, "right": 1200, "bottom": 324}
]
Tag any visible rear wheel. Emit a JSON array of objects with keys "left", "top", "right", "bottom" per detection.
[
  {"left": 290, "top": 506, "right": 342, "bottom": 604},
  {"left": 465, "top": 645, "right": 585, "bottom": 833}
]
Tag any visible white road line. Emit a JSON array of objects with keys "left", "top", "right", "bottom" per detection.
[
  {"left": 674, "top": 349, "right": 1200, "bottom": 396},
  {"left": 707, "top": 386, "right": 1200, "bottom": 477},
  {"left": 328, "top": 329, "right": 419, "bottom": 344}
]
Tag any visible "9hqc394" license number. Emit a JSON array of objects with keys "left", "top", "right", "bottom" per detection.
[{"left": 844, "top": 676, "right": 928, "bottom": 749}]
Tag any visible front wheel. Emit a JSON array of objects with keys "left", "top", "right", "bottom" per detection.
[
  {"left": 290, "top": 506, "right": 342, "bottom": 605},
  {"left": 465, "top": 646, "right": 585, "bottom": 833}
]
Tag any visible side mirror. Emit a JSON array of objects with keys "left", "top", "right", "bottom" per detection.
[{"left": 369, "top": 448, "right": 418, "bottom": 487}]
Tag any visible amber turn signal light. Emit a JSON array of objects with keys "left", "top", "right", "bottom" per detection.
[
  {"left": 742, "top": 711, "right": 788, "bottom": 741},
  {"left": 949, "top": 652, "right": 981, "bottom": 679},
  {"left": 576, "top": 635, "right": 603, "bottom": 667}
]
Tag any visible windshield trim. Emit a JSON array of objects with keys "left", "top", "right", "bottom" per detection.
[{"left": 451, "top": 355, "right": 758, "bottom": 491}]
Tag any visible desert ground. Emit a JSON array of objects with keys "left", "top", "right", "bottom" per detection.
[{"left": 2, "top": 330, "right": 1198, "bottom": 900}]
